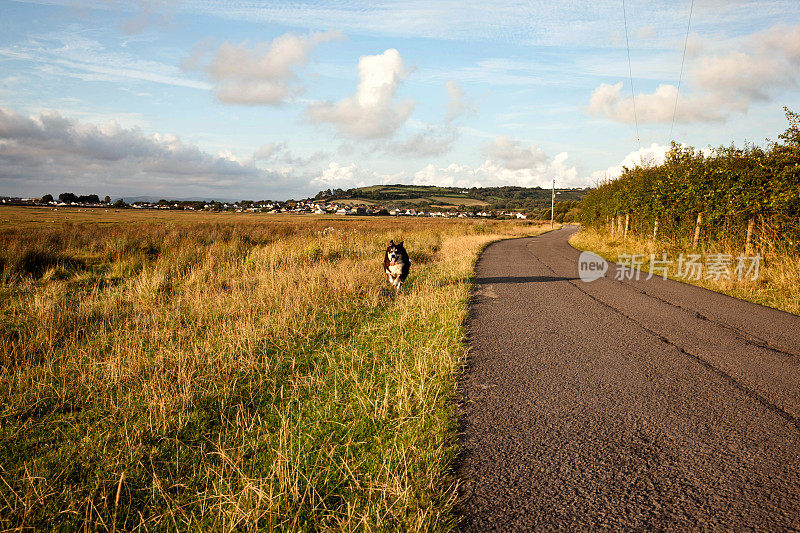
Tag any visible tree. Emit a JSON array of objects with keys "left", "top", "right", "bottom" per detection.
[
  {"left": 59, "top": 192, "right": 77, "bottom": 204},
  {"left": 103, "top": 195, "right": 111, "bottom": 204},
  {"left": 779, "top": 107, "right": 800, "bottom": 147},
  {"left": 113, "top": 198, "right": 126, "bottom": 208},
  {"left": 41, "top": 194, "right": 53, "bottom": 203}
]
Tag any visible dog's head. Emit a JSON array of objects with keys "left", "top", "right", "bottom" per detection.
[{"left": 386, "top": 240, "right": 406, "bottom": 266}]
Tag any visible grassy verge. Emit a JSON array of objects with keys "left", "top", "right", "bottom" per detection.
[
  {"left": 0, "top": 208, "right": 550, "bottom": 531},
  {"left": 569, "top": 226, "right": 800, "bottom": 315}
]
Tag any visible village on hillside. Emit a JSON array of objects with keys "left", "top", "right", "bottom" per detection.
[{"left": 1, "top": 193, "right": 586, "bottom": 221}]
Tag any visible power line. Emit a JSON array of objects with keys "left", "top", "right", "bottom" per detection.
[
  {"left": 622, "top": 0, "right": 640, "bottom": 148},
  {"left": 669, "top": 0, "right": 695, "bottom": 144}
]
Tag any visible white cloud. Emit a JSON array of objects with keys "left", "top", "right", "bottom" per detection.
[
  {"left": 310, "top": 161, "right": 399, "bottom": 189},
  {"left": 589, "top": 143, "right": 673, "bottom": 183},
  {"left": 411, "top": 134, "right": 579, "bottom": 188},
  {"left": 693, "top": 24, "right": 800, "bottom": 100},
  {"left": 587, "top": 23, "right": 800, "bottom": 124},
  {"left": 412, "top": 163, "right": 479, "bottom": 188},
  {"left": 411, "top": 157, "right": 578, "bottom": 189},
  {"left": 587, "top": 82, "right": 725, "bottom": 123},
  {"left": 301, "top": 134, "right": 581, "bottom": 191},
  {"left": 184, "top": 30, "right": 343, "bottom": 105},
  {"left": 305, "top": 49, "right": 414, "bottom": 139},
  {"left": 486, "top": 134, "right": 548, "bottom": 170}
]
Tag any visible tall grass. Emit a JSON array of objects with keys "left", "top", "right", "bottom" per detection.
[
  {"left": 0, "top": 208, "right": 549, "bottom": 530},
  {"left": 570, "top": 227, "right": 800, "bottom": 315}
]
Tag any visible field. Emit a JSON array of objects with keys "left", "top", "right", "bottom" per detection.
[
  {"left": 0, "top": 206, "right": 551, "bottom": 531},
  {"left": 427, "top": 197, "right": 489, "bottom": 208},
  {"left": 334, "top": 196, "right": 488, "bottom": 208}
]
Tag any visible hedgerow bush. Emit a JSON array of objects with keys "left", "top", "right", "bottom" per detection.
[{"left": 581, "top": 108, "right": 800, "bottom": 252}]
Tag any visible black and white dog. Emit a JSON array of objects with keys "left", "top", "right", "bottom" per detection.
[{"left": 384, "top": 240, "right": 411, "bottom": 292}]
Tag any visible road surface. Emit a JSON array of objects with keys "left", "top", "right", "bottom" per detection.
[{"left": 457, "top": 226, "right": 800, "bottom": 530}]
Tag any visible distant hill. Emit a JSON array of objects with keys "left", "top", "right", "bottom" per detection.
[
  {"left": 119, "top": 195, "right": 242, "bottom": 204},
  {"left": 311, "top": 184, "right": 588, "bottom": 211}
]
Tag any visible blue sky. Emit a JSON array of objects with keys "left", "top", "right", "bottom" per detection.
[{"left": 1, "top": 0, "right": 799, "bottom": 200}]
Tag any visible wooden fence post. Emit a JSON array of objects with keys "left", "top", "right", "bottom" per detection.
[
  {"left": 653, "top": 217, "right": 659, "bottom": 240},
  {"left": 745, "top": 216, "right": 755, "bottom": 255},
  {"left": 623, "top": 213, "right": 630, "bottom": 241},
  {"left": 692, "top": 212, "right": 703, "bottom": 249}
]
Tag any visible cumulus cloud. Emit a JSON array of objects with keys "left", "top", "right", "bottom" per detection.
[
  {"left": 310, "top": 161, "right": 399, "bottom": 189},
  {"left": 693, "top": 24, "right": 800, "bottom": 101},
  {"left": 411, "top": 134, "right": 579, "bottom": 188},
  {"left": 587, "top": 23, "right": 800, "bottom": 124},
  {"left": 412, "top": 157, "right": 577, "bottom": 189},
  {"left": 587, "top": 82, "right": 725, "bottom": 123},
  {"left": 297, "top": 134, "right": 580, "bottom": 192},
  {"left": 486, "top": 135, "right": 548, "bottom": 170},
  {"left": 183, "top": 30, "right": 343, "bottom": 105},
  {"left": 0, "top": 107, "right": 308, "bottom": 197},
  {"left": 305, "top": 49, "right": 414, "bottom": 138},
  {"left": 589, "top": 143, "right": 673, "bottom": 182},
  {"left": 412, "top": 163, "right": 480, "bottom": 188}
]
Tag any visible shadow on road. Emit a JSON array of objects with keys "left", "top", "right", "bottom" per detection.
[{"left": 476, "top": 275, "right": 577, "bottom": 284}]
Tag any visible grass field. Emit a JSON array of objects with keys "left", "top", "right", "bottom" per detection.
[
  {"left": 0, "top": 206, "right": 552, "bottom": 531},
  {"left": 427, "top": 198, "right": 489, "bottom": 207},
  {"left": 333, "top": 196, "right": 489, "bottom": 208},
  {"left": 570, "top": 227, "right": 800, "bottom": 315}
]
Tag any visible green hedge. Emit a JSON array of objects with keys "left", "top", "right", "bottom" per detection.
[{"left": 580, "top": 109, "right": 800, "bottom": 251}]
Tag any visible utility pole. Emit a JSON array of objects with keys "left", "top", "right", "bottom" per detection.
[{"left": 550, "top": 178, "right": 555, "bottom": 228}]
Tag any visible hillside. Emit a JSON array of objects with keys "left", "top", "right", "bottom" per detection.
[{"left": 312, "top": 184, "right": 588, "bottom": 211}]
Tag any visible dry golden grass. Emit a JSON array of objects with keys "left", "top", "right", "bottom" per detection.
[
  {"left": 570, "top": 226, "right": 800, "bottom": 315},
  {"left": 0, "top": 206, "right": 550, "bottom": 531}
]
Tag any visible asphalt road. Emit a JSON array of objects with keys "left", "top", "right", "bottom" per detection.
[{"left": 457, "top": 226, "right": 800, "bottom": 531}]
